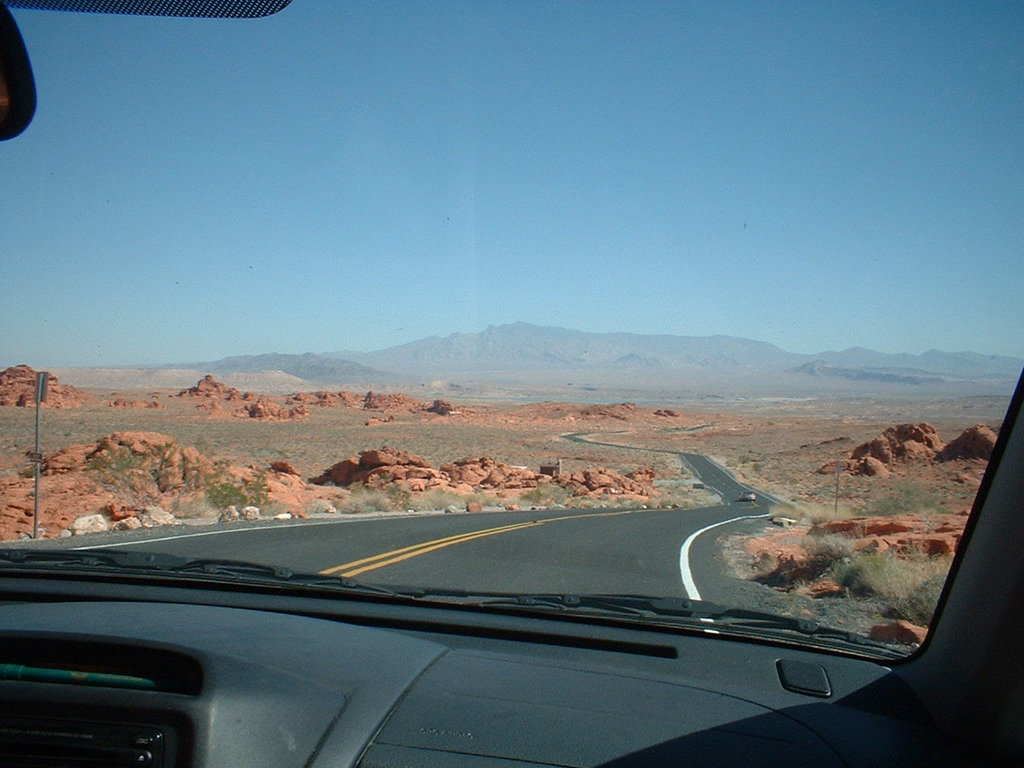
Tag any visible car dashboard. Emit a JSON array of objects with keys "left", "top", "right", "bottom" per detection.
[{"left": 0, "top": 583, "right": 988, "bottom": 768}]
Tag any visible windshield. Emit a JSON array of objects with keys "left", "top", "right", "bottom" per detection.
[{"left": 1, "top": 0, "right": 1021, "bottom": 658}]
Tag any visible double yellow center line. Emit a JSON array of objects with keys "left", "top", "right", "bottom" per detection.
[{"left": 319, "top": 509, "right": 638, "bottom": 578}]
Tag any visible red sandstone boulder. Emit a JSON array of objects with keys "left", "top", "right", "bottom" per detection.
[
  {"left": 936, "top": 424, "right": 997, "bottom": 462},
  {"left": 869, "top": 620, "right": 927, "bottom": 645},
  {"left": 850, "top": 423, "right": 945, "bottom": 466}
]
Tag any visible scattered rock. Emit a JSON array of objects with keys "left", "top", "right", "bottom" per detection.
[
  {"left": 69, "top": 514, "right": 109, "bottom": 535},
  {"left": 240, "top": 506, "right": 261, "bottom": 521},
  {"left": 869, "top": 620, "right": 927, "bottom": 645},
  {"left": 108, "top": 399, "right": 163, "bottom": 409},
  {"left": 219, "top": 506, "right": 240, "bottom": 523},
  {"left": 269, "top": 460, "right": 301, "bottom": 476},
  {"left": 139, "top": 506, "right": 177, "bottom": 527},
  {"left": 466, "top": 502, "right": 483, "bottom": 513}
]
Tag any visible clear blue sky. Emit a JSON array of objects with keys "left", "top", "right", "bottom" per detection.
[{"left": 2, "top": 1, "right": 1022, "bottom": 367}]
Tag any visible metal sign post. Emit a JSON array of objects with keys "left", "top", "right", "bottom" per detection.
[{"left": 32, "top": 371, "right": 48, "bottom": 539}]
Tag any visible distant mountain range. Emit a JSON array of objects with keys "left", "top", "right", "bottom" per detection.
[
  {"left": 334, "top": 322, "right": 1022, "bottom": 381},
  {"left": 53, "top": 323, "right": 1024, "bottom": 398}
]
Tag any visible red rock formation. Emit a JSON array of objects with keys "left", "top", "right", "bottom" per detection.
[
  {"left": 426, "top": 399, "right": 458, "bottom": 415},
  {"left": 811, "top": 514, "right": 964, "bottom": 557},
  {"left": 109, "top": 399, "right": 163, "bottom": 409},
  {"left": 0, "top": 365, "right": 89, "bottom": 408},
  {"left": 936, "top": 424, "right": 998, "bottom": 462},
  {"left": 175, "top": 374, "right": 242, "bottom": 401},
  {"left": 233, "top": 396, "right": 308, "bottom": 421},
  {"left": 579, "top": 403, "right": 639, "bottom": 420},
  {"left": 363, "top": 391, "right": 426, "bottom": 411},
  {"left": 312, "top": 446, "right": 444, "bottom": 489},
  {"left": 285, "top": 390, "right": 362, "bottom": 408},
  {"left": 850, "top": 423, "right": 945, "bottom": 466}
]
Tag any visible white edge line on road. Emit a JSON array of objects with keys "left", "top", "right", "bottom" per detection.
[
  {"left": 70, "top": 512, "right": 441, "bottom": 551},
  {"left": 679, "top": 512, "right": 770, "bottom": 601}
]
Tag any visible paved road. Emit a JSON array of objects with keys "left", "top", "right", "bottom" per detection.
[{"left": 67, "top": 454, "right": 773, "bottom": 603}]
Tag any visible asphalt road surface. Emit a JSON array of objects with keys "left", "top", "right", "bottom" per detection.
[{"left": 68, "top": 454, "right": 774, "bottom": 604}]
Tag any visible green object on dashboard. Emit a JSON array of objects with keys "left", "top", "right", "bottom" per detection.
[{"left": 0, "top": 662, "right": 158, "bottom": 690}]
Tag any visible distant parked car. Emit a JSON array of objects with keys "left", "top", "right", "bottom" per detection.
[{"left": 738, "top": 491, "right": 758, "bottom": 502}]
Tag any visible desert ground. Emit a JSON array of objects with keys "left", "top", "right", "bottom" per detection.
[{"left": 0, "top": 366, "right": 1009, "bottom": 643}]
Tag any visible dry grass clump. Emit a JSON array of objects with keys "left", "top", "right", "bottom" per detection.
[{"left": 830, "top": 552, "right": 951, "bottom": 625}]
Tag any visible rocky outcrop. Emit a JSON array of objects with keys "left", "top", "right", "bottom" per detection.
[
  {"left": 175, "top": 374, "right": 242, "bottom": 401},
  {"left": 363, "top": 391, "right": 427, "bottom": 411},
  {"left": 313, "top": 448, "right": 656, "bottom": 500},
  {"left": 561, "top": 467, "right": 656, "bottom": 498},
  {"left": 0, "top": 365, "right": 89, "bottom": 408},
  {"left": 312, "top": 446, "right": 445, "bottom": 490},
  {"left": 285, "top": 390, "right": 362, "bottom": 408},
  {"left": 936, "top": 424, "right": 997, "bottom": 462},
  {"left": 823, "top": 422, "right": 997, "bottom": 477},
  {"left": 849, "top": 423, "right": 945, "bottom": 468},
  {"left": 233, "top": 396, "right": 308, "bottom": 421},
  {"left": 426, "top": 399, "right": 458, "bottom": 415},
  {"left": 442, "top": 458, "right": 545, "bottom": 490},
  {"left": 579, "top": 403, "right": 639, "bottom": 420},
  {"left": 811, "top": 514, "right": 964, "bottom": 557}
]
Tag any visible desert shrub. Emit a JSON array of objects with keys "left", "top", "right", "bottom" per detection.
[
  {"left": 305, "top": 499, "right": 339, "bottom": 515},
  {"left": 384, "top": 483, "right": 412, "bottom": 510},
  {"left": 169, "top": 495, "right": 218, "bottom": 519},
  {"left": 87, "top": 445, "right": 163, "bottom": 506},
  {"left": 336, "top": 485, "right": 393, "bottom": 514},
  {"left": 865, "top": 483, "right": 944, "bottom": 517},
  {"left": 204, "top": 481, "right": 248, "bottom": 509},
  {"left": 519, "top": 484, "right": 573, "bottom": 507},
  {"left": 779, "top": 500, "right": 856, "bottom": 525},
  {"left": 830, "top": 551, "right": 952, "bottom": 625},
  {"left": 204, "top": 471, "right": 269, "bottom": 510},
  {"left": 407, "top": 488, "right": 463, "bottom": 511},
  {"left": 803, "top": 533, "right": 855, "bottom": 580}
]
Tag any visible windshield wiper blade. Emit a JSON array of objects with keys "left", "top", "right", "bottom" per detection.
[
  {"left": 423, "top": 591, "right": 897, "bottom": 653},
  {"left": 0, "top": 548, "right": 404, "bottom": 598}
]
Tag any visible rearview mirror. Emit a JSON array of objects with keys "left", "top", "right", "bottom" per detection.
[{"left": 0, "top": 2, "right": 36, "bottom": 140}]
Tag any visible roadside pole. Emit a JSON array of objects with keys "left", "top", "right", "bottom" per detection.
[
  {"left": 833, "top": 460, "right": 843, "bottom": 518},
  {"left": 32, "top": 371, "right": 48, "bottom": 539}
]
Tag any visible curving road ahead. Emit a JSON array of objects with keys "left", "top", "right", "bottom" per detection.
[{"left": 68, "top": 452, "right": 773, "bottom": 604}]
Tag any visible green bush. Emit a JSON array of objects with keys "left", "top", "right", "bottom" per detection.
[
  {"left": 204, "top": 470, "right": 270, "bottom": 510},
  {"left": 204, "top": 481, "right": 249, "bottom": 509}
]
